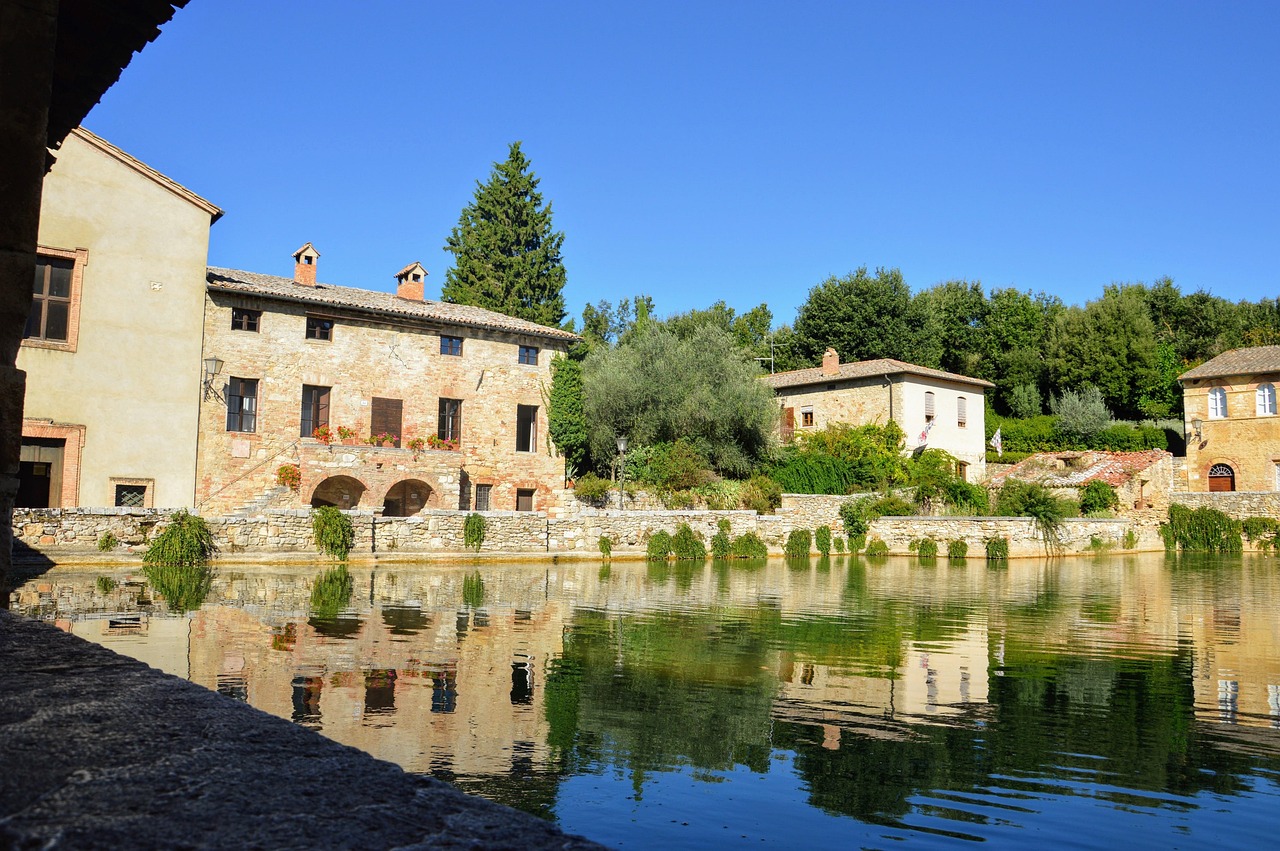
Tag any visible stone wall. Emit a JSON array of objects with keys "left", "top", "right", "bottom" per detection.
[
  {"left": 867, "top": 516, "right": 1132, "bottom": 558},
  {"left": 1169, "top": 490, "right": 1280, "bottom": 520}
]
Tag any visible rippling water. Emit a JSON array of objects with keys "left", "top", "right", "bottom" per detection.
[{"left": 12, "top": 554, "right": 1280, "bottom": 849}]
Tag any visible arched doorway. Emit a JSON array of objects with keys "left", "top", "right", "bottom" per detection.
[
  {"left": 310, "top": 475, "right": 367, "bottom": 509},
  {"left": 383, "top": 479, "right": 432, "bottom": 517},
  {"left": 1208, "top": 463, "right": 1236, "bottom": 492}
]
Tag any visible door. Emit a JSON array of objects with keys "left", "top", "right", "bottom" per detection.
[
  {"left": 370, "top": 397, "right": 403, "bottom": 447},
  {"left": 18, "top": 438, "right": 64, "bottom": 507},
  {"left": 1207, "top": 463, "right": 1235, "bottom": 492}
]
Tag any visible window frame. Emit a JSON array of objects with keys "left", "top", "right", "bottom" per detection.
[
  {"left": 111, "top": 477, "right": 154, "bottom": 509},
  {"left": 231, "top": 307, "right": 262, "bottom": 332},
  {"left": 300, "top": 385, "right": 331, "bottom": 438},
  {"left": 438, "top": 398, "right": 463, "bottom": 442},
  {"left": 475, "top": 483, "right": 492, "bottom": 512},
  {"left": 800, "top": 406, "right": 814, "bottom": 427},
  {"left": 518, "top": 345, "right": 539, "bottom": 365},
  {"left": 515, "top": 488, "right": 535, "bottom": 512},
  {"left": 924, "top": 390, "right": 936, "bottom": 422},
  {"left": 440, "top": 335, "right": 463, "bottom": 356},
  {"left": 1208, "top": 386, "right": 1228, "bottom": 419},
  {"left": 957, "top": 396, "right": 967, "bottom": 428},
  {"left": 305, "top": 315, "right": 334, "bottom": 341},
  {"left": 1257, "top": 383, "right": 1276, "bottom": 416},
  {"left": 23, "top": 247, "right": 87, "bottom": 353},
  {"left": 516, "top": 405, "right": 538, "bottom": 453},
  {"left": 226, "top": 377, "right": 259, "bottom": 433}
]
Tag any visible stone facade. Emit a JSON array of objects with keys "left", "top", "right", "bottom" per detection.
[
  {"left": 1169, "top": 490, "right": 1280, "bottom": 520},
  {"left": 1179, "top": 347, "right": 1280, "bottom": 492},
  {"left": 197, "top": 256, "right": 573, "bottom": 517}
]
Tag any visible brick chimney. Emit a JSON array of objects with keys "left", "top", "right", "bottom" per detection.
[
  {"left": 394, "top": 262, "right": 427, "bottom": 301},
  {"left": 292, "top": 242, "right": 320, "bottom": 286},
  {"left": 821, "top": 347, "right": 840, "bottom": 375}
]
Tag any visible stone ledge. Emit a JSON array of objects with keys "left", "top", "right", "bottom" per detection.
[{"left": 0, "top": 612, "right": 604, "bottom": 850}]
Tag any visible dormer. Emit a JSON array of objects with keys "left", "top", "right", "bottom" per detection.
[
  {"left": 394, "top": 261, "right": 428, "bottom": 301},
  {"left": 293, "top": 242, "right": 320, "bottom": 286}
]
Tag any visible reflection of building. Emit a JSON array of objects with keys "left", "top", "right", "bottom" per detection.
[
  {"left": 764, "top": 348, "right": 992, "bottom": 481},
  {"left": 18, "top": 129, "right": 221, "bottom": 508},
  {"left": 1179, "top": 346, "right": 1280, "bottom": 492},
  {"left": 197, "top": 248, "right": 577, "bottom": 515}
]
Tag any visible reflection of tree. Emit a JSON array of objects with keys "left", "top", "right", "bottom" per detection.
[{"left": 142, "top": 562, "right": 213, "bottom": 614}]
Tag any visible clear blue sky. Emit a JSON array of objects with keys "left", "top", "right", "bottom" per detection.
[{"left": 83, "top": 1, "right": 1279, "bottom": 328}]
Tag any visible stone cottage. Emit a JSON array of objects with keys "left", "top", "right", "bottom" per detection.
[
  {"left": 764, "top": 349, "right": 993, "bottom": 482},
  {"left": 196, "top": 247, "right": 578, "bottom": 516},
  {"left": 1179, "top": 346, "right": 1280, "bottom": 492}
]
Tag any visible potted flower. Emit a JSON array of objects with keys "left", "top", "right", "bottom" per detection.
[
  {"left": 312, "top": 424, "right": 334, "bottom": 445},
  {"left": 276, "top": 463, "right": 301, "bottom": 490},
  {"left": 407, "top": 437, "right": 425, "bottom": 452},
  {"left": 427, "top": 434, "right": 460, "bottom": 451},
  {"left": 336, "top": 426, "right": 358, "bottom": 445}
]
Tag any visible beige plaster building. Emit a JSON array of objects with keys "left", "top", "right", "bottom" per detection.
[
  {"left": 1179, "top": 346, "right": 1280, "bottom": 492},
  {"left": 18, "top": 128, "right": 221, "bottom": 509},
  {"left": 196, "top": 248, "right": 577, "bottom": 515},
  {"left": 764, "top": 348, "right": 993, "bottom": 482}
]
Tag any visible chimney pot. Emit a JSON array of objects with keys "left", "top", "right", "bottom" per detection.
[
  {"left": 394, "top": 262, "right": 428, "bottom": 301},
  {"left": 293, "top": 242, "right": 320, "bottom": 286},
  {"left": 821, "top": 347, "right": 840, "bottom": 376}
]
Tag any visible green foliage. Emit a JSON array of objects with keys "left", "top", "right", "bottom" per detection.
[
  {"left": 840, "top": 499, "right": 871, "bottom": 539},
  {"left": 1161, "top": 505, "right": 1242, "bottom": 554},
  {"left": 549, "top": 355, "right": 588, "bottom": 471},
  {"left": 814, "top": 525, "right": 832, "bottom": 556},
  {"left": 310, "top": 565, "right": 354, "bottom": 619},
  {"left": 1087, "top": 535, "right": 1115, "bottom": 553},
  {"left": 1242, "top": 517, "right": 1280, "bottom": 549},
  {"left": 598, "top": 535, "right": 613, "bottom": 559},
  {"left": 784, "top": 529, "right": 812, "bottom": 558},
  {"left": 462, "top": 570, "right": 486, "bottom": 609},
  {"left": 792, "top": 267, "right": 930, "bottom": 365},
  {"left": 441, "top": 142, "right": 566, "bottom": 326},
  {"left": 865, "top": 539, "right": 889, "bottom": 557},
  {"left": 1079, "top": 480, "right": 1120, "bottom": 515},
  {"left": 583, "top": 324, "right": 777, "bottom": 477},
  {"left": 995, "top": 481, "right": 1066, "bottom": 552},
  {"left": 948, "top": 539, "right": 968, "bottom": 560},
  {"left": 710, "top": 527, "right": 731, "bottom": 559},
  {"left": 144, "top": 562, "right": 213, "bottom": 614},
  {"left": 660, "top": 489, "right": 697, "bottom": 510},
  {"left": 463, "top": 512, "right": 486, "bottom": 552},
  {"left": 697, "top": 479, "right": 742, "bottom": 511},
  {"left": 1122, "top": 528, "right": 1138, "bottom": 550},
  {"left": 729, "top": 532, "right": 768, "bottom": 559},
  {"left": 833, "top": 536, "right": 846, "bottom": 554},
  {"left": 1050, "top": 385, "right": 1112, "bottom": 442},
  {"left": 646, "top": 439, "right": 716, "bottom": 490},
  {"left": 573, "top": 472, "right": 614, "bottom": 507},
  {"left": 144, "top": 510, "right": 217, "bottom": 568},
  {"left": 646, "top": 530, "right": 673, "bottom": 560},
  {"left": 770, "top": 422, "right": 908, "bottom": 494},
  {"left": 312, "top": 506, "right": 354, "bottom": 560},
  {"left": 908, "top": 450, "right": 989, "bottom": 514},
  {"left": 95, "top": 576, "right": 118, "bottom": 594},
  {"left": 871, "top": 495, "right": 915, "bottom": 516},
  {"left": 913, "top": 538, "right": 938, "bottom": 560},
  {"left": 1006, "top": 382, "right": 1043, "bottom": 419},
  {"left": 740, "top": 475, "right": 782, "bottom": 514},
  {"left": 985, "top": 536, "right": 1009, "bottom": 560},
  {"left": 671, "top": 524, "right": 706, "bottom": 560},
  {"left": 97, "top": 531, "right": 118, "bottom": 552}
]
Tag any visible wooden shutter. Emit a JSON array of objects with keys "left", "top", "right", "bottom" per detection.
[
  {"left": 370, "top": 397, "right": 403, "bottom": 447},
  {"left": 924, "top": 391, "right": 936, "bottom": 419}
]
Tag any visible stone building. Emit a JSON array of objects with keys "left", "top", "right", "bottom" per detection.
[
  {"left": 18, "top": 128, "right": 222, "bottom": 509},
  {"left": 1178, "top": 346, "right": 1280, "bottom": 492},
  {"left": 196, "top": 248, "right": 577, "bottom": 516},
  {"left": 764, "top": 348, "right": 992, "bottom": 481}
]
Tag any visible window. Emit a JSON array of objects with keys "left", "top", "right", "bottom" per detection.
[
  {"left": 924, "top": 391, "right": 936, "bottom": 422},
  {"left": 1258, "top": 383, "right": 1276, "bottom": 416},
  {"left": 300, "top": 385, "right": 331, "bottom": 438},
  {"left": 226, "top": 378, "right": 258, "bottom": 432},
  {"left": 1208, "top": 386, "right": 1227, "bottom": 419},
  {"left": 440, "top": 335, "right": 462, "bottom": 356},
  {"left": 516, "top": 488, "right": 535, "bottom": 512},
  {"left": 475, "top": 484, "right": 492, "bottom": 511},
  {"left": 516, "top": 405, "right": 538, "bottom": 452},
  {"left": 115, "top": 484, "right": 147, "bottom": 507},
  {"left": 801, "top": 406, "right": 814, "bottom": 427},
  {"left": 26, "top": 254, "right": 77, "bottom": 344},
  {"left": 370, "top": 397, "right": 403, "bottom": 447},
  {"left": 1208, "top": 463, "right": 1235, "bottom": 492},
  {"left": 438, "top": 398, "right": 462, "bottom": 442},
  {"left": 305, "top": 316, "right": 334, "bottom": 341},
  {"left": 231, "top": 308, "right": 261, "bottom": 332},
  {"left": 958, "top": 396, "right": 968, "bottom": 428},
  {"left": 955, "top": 461, "right": 969, "bottom": 482},
  {"left": 518, "top": 345, "right": 539, "bottom": 365}
]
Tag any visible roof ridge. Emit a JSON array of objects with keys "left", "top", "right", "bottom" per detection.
[{"left": 72, "top": 127, "right": 222, "bottom": 222}]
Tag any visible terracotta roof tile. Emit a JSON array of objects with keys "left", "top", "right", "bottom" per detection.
[
  {"left": 207, "top": 267, "right": 579, "bottom": 343},
  {"left": 988, "top": 450, "right": 1169, "bottom": 489},
  {"left": 1178, "top": 346, "right": 1280, "bottom": 381},
  {"left": 764, "top": 357, "right": 994, "bottom": 390}
]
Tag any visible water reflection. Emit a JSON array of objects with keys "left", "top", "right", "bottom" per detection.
[{"left": 10, "top": 554, "right": 1280, "bottom": 848}]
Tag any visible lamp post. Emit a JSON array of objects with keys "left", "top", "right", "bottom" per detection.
[{"left": 616, "top": 435, "right": 628, "bottom": 511}]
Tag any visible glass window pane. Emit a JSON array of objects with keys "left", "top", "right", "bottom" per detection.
[
  {"left": 44, "top": 302, "right": 69, "bottom": 341},
  {"left": 33, "top": 265, "right": 44, "bottom": 294},
  {"left": 47, "top": 262, "right": 72, "bottom": 298},
  {"left": 24, "top": 304, "right": 42, "bottom": 338}
]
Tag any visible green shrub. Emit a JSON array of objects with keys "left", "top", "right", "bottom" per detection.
[
  {"left": 1051, "top": 386, "right": 1111, "bottom": 443},
  {"left": 948, "top": 539, "right": 968, "bottom": 560},
  {"left": 698, "top": 480, "right": 742, "bottom": 511},
  {"left": 711, "top": 529, "right": 731, "bottom": 558},
  {"left": 833, "top": 536, "right": 846, "bottom": 553},
  {"left": 463, "top": 512, "right": 486, "bottom": 552},
  {"left": 1122, "top": 528, "right": 1138, "bottom": 549},
  {"left": 97, "top": 531, "right": 119, "bottom": 552},
  {"left": 913, "top": 538, "right": 938, "bottom": 560},
  {"left": 573, "top": 472, "right": 614, "bottom": 507},
  {"left": 647, "top": 530, "right": 673, "bottom": 560},
  {"left": 672, "top": 523, "right": 706, "bottom": 560},
  {"left": 1087, "top": 535, "right": 1114, "bottom": 553},
  {"left": 645, "top": 439, "right": 717, "bottom": 490},
  {"left": 740, "top": 474, "right": 782, "bottom": 514},
  {"left": 310, "top": 565, "right": 354, "bottom": 618},
  {"left": 870, "top": 495, "right": 915, "bottom": 516},
  {"left": 729, "top": 532, "right": 768, "bottom": 559},
  {"left": 1079, "top": 480, "right": 1120, "bottom": 515},
  {"left": 784, "top": 529, "right": 812, "bottom": 558},
  {"left": 985, "top": 537, "right": 1009, "bottom": 560},
  {"left": 1242, "top": 516, "right": 1280, "bottom": 546},
  {"left": 1161, "top": 505, "right": 1242, "bottom": 554},
  {"left": 598, "top": 535, "right": 613, "bottom": 559},
  {"left": 995, "top": 480, "right": 1066, "bottom": 551},
  {"left": 848, "top": 534, "right": 866, "bottom": 553},
  {"left": 840, "top": 499, "right": 870, "bottom": 539},
  {"left": 814, "top": 525, "right": 832, "bottom": 556},
  {"left": 312, "top": 506, "right": 354, "bottom": 560},
  {"left": 144, "top": 510, "right": 217, "bottom": 567},
  {"left": 865, "top": 539, "right": 889, "bottom": 557},
  {"left": 660, "top": 489, "right": 697, "bottom": 510}
]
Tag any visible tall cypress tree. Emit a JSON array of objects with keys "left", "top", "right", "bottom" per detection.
[{"left": 442, "top": 142, "right": 567, "bottom": 326}]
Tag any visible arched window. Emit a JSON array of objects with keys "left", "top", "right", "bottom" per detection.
[
  {"left": 957, "top": 396, "right": 967, "bottom": 428},
  {"left": 1257, "top": 383, "right": 1276, "bottom": 416},
  {"left": 1208, "top": 387, "right": 1227, "bottom": 418},
  {"left": 1208, "top": 463, "right": 1235, "bottom": 492},
  {"left": 924, "top": 391, "right": 936, "bottom": 422}
]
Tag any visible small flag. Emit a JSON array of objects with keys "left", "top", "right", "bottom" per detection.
[
  {"left": 917, "top": 418, "right": 934, "bottom": 446},
  {"left": 990, "top": 427, "right": 1003, "bottom": 458}
]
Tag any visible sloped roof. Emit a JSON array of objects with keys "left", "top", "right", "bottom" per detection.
[
  {"left": 988, "top": 450, "right": 1169, "bottom": 490},
  {"left": 1179, "top": 346, "right": 1280, "bottom": 381},
  {"left": 764, "top": 358, "right": 994, "bottom": 391},
  {"left": 72, "top": 128, "right": 222, "bottom": 222},
  {"left": 207, "top": 267, "right": 580, "bottom": 343}
]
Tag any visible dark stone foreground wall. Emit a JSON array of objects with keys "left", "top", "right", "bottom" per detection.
[{"left": 0, "top": 612, "right": 604, "bottom": 849}]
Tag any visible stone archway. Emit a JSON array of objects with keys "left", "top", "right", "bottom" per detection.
[
  {"left": 382, "top": 479, "right": 434, "bottom": 517},
  {"left": 310, "top": 475, "right": 367, "bottom": 509},
  {"left": 1207, "top": 463, "right": 1236, "bottom": 493}
]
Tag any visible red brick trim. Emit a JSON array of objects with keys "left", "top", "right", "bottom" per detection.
[
  {"left": 22, "top": 245, "right": 87, "bottom": 353},
  {"left": 109, "top": 477, "right": 155, "bottom": 508},
  {"left": 23, "top": 419, "right": 85, "bottom": 507}
]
